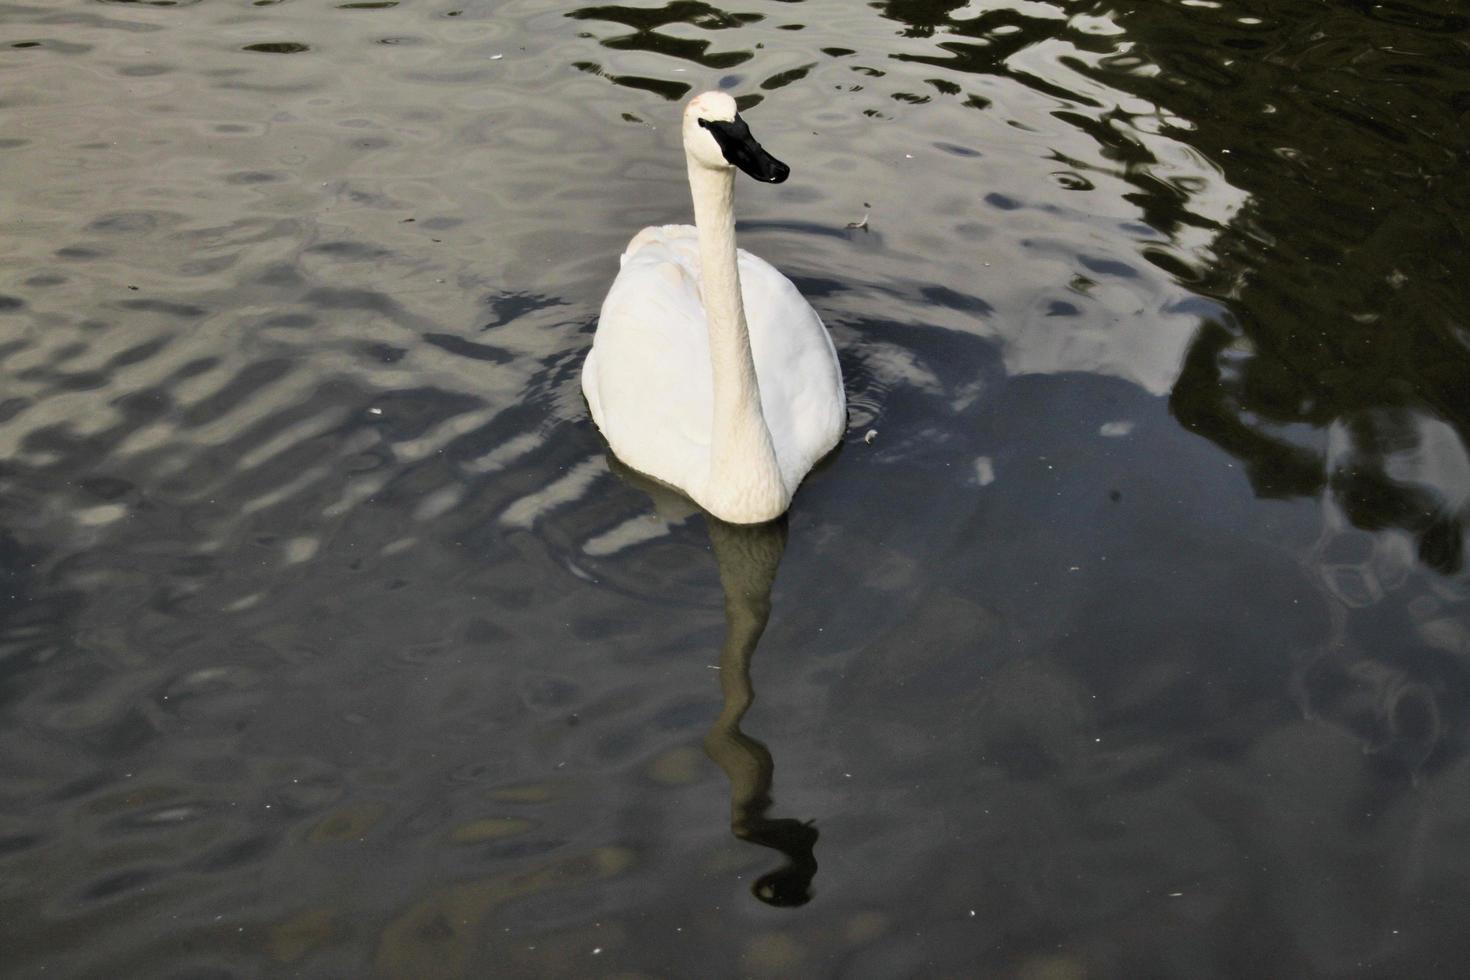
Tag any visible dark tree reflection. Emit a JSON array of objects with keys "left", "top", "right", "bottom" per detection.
[
  {"left": 1100, "top": 0, "right": 1470, "bottom": 575},
  {"left": 876, "top": 0, "right": 1470, "bottom": 576},
  {"left": 1099, "top": 0, "right": 1470, "bottom": 777},
  {"left": 869, "top": 0, "right": 1470, "bottom": 781}
]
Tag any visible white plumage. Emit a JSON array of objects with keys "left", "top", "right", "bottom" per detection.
[{"left": 582, "top": 93, "right": 845, "bottom": 524}]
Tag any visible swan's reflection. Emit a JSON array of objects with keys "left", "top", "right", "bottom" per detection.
[
  {"left": 600, "top": 458, "right": 818, "bottom": 906},
  {"left": 703, "top": 516, "right": 818, "bottom": 907}
]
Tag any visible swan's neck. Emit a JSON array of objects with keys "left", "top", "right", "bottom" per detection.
[{"left": 687, "top": 159, "right": 787, "bottom": 522}]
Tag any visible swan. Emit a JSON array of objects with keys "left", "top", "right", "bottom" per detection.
[{"left": 582, "top": 91, "right": 846, "bottom": 524}]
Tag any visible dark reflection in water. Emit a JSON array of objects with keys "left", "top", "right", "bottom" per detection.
[
  {"left": 703, "top": 517, "right": 819, "bottom": 908},
  {"left": 242, "top": 42, "right": 311, "bottom": 55},
  {"left": 605, "top": 457, "right": 821, "bottom": 907},
  {"left": 1098, "top": 0, "right": 1470, "bottom": 788},
  {"left": 570, "top": 2, "right": 760, "bottom": 68},
  {"left": 1, "top": 0, "right": 1469, "bottom": 975}
]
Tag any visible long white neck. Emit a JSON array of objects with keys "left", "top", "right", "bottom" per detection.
[{"left": 686, "top": 158, "right": 788, "bottom": 523}]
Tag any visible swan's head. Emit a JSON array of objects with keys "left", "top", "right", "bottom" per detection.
[{"left": 683, "top": 91, "right": 789, "bottom": 184}]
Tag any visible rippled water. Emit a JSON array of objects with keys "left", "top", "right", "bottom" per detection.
[{"left": 2, "top": 0, "right": 1468, "bottom": 975}]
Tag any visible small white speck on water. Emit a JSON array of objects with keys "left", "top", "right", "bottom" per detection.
[
  {"left": 368, "top": 407, "right": 383, "bottom": 415},
  {"left": 864, "top": 429, "right": 878, "bottom": 444},
  {"left": 1169, "top": 892, "right": 1183, "bottom": 897},
  {"left": 592, "top": 948, "right": 603, "bottom": 955},
  {"left": 490, "top": 53, "right": 503, "bottom": 60}
]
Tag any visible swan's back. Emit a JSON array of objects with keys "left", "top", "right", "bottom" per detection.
[{"left": 584, "top": 226, "right": 844, "bottom": 497}]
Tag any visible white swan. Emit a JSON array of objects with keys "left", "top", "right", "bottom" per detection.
[{"left": 582, "top": 91, "right": 846, "bottom": 524}]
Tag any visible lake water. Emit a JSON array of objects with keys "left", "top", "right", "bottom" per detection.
[{"left": 2, "top": 0, "right": 1468, "bottom": 976}]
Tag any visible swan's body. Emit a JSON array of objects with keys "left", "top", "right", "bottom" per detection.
[{"left": 582, "top": 93, "right": 845, "bottom": 524}]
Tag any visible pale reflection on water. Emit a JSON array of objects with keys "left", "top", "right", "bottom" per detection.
[{"left": 2, "top": 0, "right": 1468, "bottom": 975}]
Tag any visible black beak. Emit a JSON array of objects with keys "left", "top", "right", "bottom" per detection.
[{"left": 699, "top": 115, "right": 790, "bottom": 183}]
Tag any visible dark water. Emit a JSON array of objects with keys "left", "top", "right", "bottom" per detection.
[{"left": 2, "top": 0, "right": 1468, "bottom": 975}]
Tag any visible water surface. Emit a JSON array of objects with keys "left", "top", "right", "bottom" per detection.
[{"left": 1, "top": 0, "right": 1468, "bottom": 976}]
